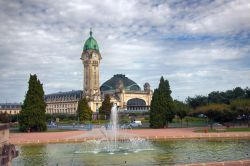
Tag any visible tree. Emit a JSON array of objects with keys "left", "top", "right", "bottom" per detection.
[
  {"left": 150, "top": 77, "right": 174, "bottom": 128},
  {"left": 174, "top": 100, "right": 190, "bottom": 127},
  {"left": 0, "top": 112, "right": 9, "bottom": 123},
  {"left": 245, "top": 87, "right": 250, "bottom": 98},
  {"left": 98, "top": 105, "right": 103, "bottom": 120},
  {"left": 186, "top": 95, "right": 208, "bottom": 109},
  {"left": 19, "top": 74, "right": 47, "bottom": 132},
  {"left": 186, "top": 86, "right": 250, "bottom": 107},
  {"left": 232, "top": 87, "right": 245, "bottom": 99},
  {"left": 208, "top": 91, "right": 229, "bottom": 104},
  {"left": 218, "top": 109, "right": 237, "bottom": 124},
  {"left": 77, "top": 97, "right": 92, "bottom": 122},
  {"left": 149, "top": 89, "right": 161, "bottom": 128},
  {"left": 231, "top": 99, "right": 250, "bottom": 127},
  {"left": 195, "top": 104, "right": 229, "bottom": 129},
  {"left": 99, "top": 95, "right": 112, "bottom": 120},
  {"left": 9, "top": 114, "right": 18, "bottom": 123}
]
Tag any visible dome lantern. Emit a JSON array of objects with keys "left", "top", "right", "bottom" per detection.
[{"left": 83, "top": 29, "right": 99, "bottom": 51}]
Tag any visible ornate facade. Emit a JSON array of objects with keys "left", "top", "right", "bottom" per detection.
[
  {"left": 44, "top": 30, "right": 153, "bottom": 114},
  {"left": 100, "top": 74, "right": 153, "bottom": 111},
  {"left": 80, "top": 30, "right": 102, "bottom": 112}
]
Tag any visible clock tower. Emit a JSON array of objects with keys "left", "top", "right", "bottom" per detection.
[{"left": 81, "top": 30, "right": 102, "bottom": 99}]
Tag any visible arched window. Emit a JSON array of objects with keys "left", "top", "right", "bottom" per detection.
[{"left": 127, "top": 98, "right": 146, "bottom": 106}]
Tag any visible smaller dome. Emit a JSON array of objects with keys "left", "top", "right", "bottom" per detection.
[
  {"left": 100, "top": 74, "right": 141, "bottom": 92},
  {"left": 83, "top": 30, "right": 99, "bottom": 51},
  {"left": 144, "top": 82, "right": 150, "bottom": 91}
]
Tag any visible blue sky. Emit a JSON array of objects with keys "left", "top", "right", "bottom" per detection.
[{"left": 0, "top": 0, "right": 250, "bottom": 103}]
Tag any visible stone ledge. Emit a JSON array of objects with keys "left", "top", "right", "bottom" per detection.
[
  {"left": 0, "top": 124, "right": 9, "bottom": 131},
  {"left": 177, "top": 160, "right": 250, "bottom": 166}
]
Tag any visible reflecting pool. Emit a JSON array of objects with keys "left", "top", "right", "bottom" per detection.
[{"left": 13, "top": 139, "right": 250, "bottom": 166}]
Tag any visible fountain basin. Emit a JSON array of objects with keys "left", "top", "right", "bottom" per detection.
[{"left": 13, "top": 139, "right": 250, "bottom": 166}]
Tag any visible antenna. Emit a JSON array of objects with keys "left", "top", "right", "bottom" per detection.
[{"left": 90, "top": 28, "right": 93, "bottom": 36}]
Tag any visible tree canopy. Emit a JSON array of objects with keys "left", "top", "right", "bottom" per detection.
[
  {"left": 77, "top": 97, "right": 92, "bottom": 122},
  {"left": 186, "top": 87, "right": 250, "bottom": 109},
  {"left": 186, "top": 95, "right": 208, "bottom": 109},
  {"left": 231, "top": 99, "right": 250, "bottom": 127},
  {"left": 192, "top": 104, "right": 233, "bottom": 129},
  {"left": 99, "top": 94, "right": 112, "bottom": 120},
  {"left": 174, "top": 100, "right": 190, "bottom": 127},
  {"left": 19, "top": 74, "right": 47, "bottom": 132},
  {"left": 0, "top": 112, "right": 9, "bottom": 123},
  {"left": 150, "top": 77, "right": 174, "bottom": 128}
]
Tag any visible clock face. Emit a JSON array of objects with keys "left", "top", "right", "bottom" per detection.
[
  {"left": 84, "top": 53, "right": 89, "bottom": 59},
  {"left": 92, "top": 53, "right": 97, "bottom": 58}
]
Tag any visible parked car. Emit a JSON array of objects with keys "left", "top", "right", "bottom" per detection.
[
  {"left": 120, "top": 124, "right": 129, "bottom": 129},
  {"left": 47, "top": 121, "right": 57, "bottom": 128},
  {"left": 129, "top": 121, "right": 142, "bottom": 128},
  {"left": 198, "top": 114, "right": 207, "bottom": 118},
  {"left": 213, "top": 123, "right": 223, "bottom": 127}
]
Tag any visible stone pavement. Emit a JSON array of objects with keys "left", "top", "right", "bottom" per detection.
[
  {"left": 177, "top": 159, "right": 250, "bottom": 166},
  {"left": 10, "top": 130, "right": 86, "bottom": 144},
  {"left": 10, "top": 128, "right": 250, "bottom": 144},
  {"left": 121, "top": 128, "right": 250, "bottom": 140}
]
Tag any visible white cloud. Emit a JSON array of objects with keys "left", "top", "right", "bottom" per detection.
[
  {"left": 0, "top": 0, "right": 249, "bottom": 102},
  {"left": 164, "top": 46, "right": 249, "bottom": 66},
  {"left": 174, "top": 0, "right": 250, "bottom": 35}
]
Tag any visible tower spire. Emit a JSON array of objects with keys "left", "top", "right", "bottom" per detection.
[{"left": 90, "top": 28, "right": 92, "bottom": 37}]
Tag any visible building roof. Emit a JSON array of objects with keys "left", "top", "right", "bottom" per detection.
[
  {"left": 100, "top": 74, "right": 141, "bottom": 92},
  {"left": 0, "top": 103, "right": 22, "bottom": 109},
  {"left": 83, "top": 30, "right": 99, "bottom": 51},
  {"left": 45, "top": 90, "right": 83, "bottom": 100}
]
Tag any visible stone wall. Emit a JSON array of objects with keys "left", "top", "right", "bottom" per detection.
[
  {"left": 0, "top": 124, "right": 18, "bottom": 166},
  {"left": 0, "top": 124, "right": 9, "bottom": 146}
]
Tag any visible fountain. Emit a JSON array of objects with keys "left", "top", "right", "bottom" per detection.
[
  {"left": 109, "top": 103, "right": 118, "bottom": 151},
  {"left": 13, "top": 105, "right": 250, "bottom": 165},
  {"left": 73, "top": 104, "right": 153, "bottom": 154}
]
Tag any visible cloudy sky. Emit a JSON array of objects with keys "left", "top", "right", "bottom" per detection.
[{"left": 0, "top": 0, "right": 250, "bottom": 103}]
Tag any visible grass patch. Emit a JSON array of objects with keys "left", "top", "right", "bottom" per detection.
[
  {"left": 172, "top": 117, "right": 207, "bottom": 123},
  {"left": 225, "top": 128, "right": 250, "bottom": 132},
  {"left": 46, "top": 129, "right": 77, "bottom": 132},
  {"left": 56, "top": 119, "right": 109, "bottom": 125},
  {"left": 195, "top": 128, "right": 250, "bottom": 133},
  {"left": 10, "top": 128, "right": 76, "bottom": 133}
]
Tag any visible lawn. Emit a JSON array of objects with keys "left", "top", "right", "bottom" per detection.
[
  {"left": 195, "top": 127, "right": 250, "bottom": 133},
  {"left": 10, "top": 128, "right": 77, "bottom": 133}
]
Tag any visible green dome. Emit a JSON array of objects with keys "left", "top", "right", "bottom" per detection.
[
  {"left": 100, "top": 74, "right": 141, "bottom": 92},
  {"left": 83, "top": 30, "right": 99, "bottom": 51}
]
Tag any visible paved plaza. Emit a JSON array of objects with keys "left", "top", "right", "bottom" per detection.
[{"left": 10, "top": 128, "right": 250, "bottom": 144}]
